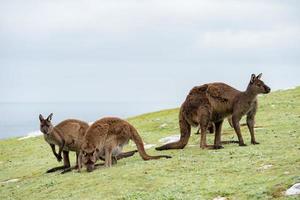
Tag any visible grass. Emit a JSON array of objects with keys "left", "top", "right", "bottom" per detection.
[{"left": 0, "top": 87, "right": 300, "bottom": 200}]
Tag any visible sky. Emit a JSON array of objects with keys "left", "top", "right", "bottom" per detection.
[{"left": 0, "top": 0, "right": 300, "bottom": 104}]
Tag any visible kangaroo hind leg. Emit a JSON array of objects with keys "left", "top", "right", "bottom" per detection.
[
  {"left": 213, "top": 120, "right": 224, "bottom": 149},
  {"left": 197, "top": 107, "right": 212, "bottom": 149}
]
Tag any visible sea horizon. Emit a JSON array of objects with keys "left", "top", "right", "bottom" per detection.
[
  {"left": 0, "top": 86, "right": 298, "bottom": 140},
  {"left": 0, "top": 101, "right": 179, "bottom": 140}
]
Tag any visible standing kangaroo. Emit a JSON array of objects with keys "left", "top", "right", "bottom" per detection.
[
  {"left": 78, "top": 117, "right": 171, "bottom": 172},
  {"left": 39, "top": 114, "right": 137, "bottom": 173},
  {"left": 156, "top": 73, "right": 271, "bottom": 151}
]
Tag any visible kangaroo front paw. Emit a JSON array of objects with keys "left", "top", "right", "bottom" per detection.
[
  {"left": 56, "top": 155, "right": 62, "bottom": 162},
  {"left": 251, "top": 141, "right": 260, "bottom": 145}
]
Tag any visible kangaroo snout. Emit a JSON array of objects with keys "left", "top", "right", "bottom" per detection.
[
  {"left": 264, "top": 85, "right": 271, "bottom": 93},
  {"left": 86, "top": 164, "right": 94, "bottom": 172}
]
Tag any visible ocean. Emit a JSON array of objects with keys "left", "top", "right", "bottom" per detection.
[{"left": 0, "top": 102, "right": 176, "bottom": 139}]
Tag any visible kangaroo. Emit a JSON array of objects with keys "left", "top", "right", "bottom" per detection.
[
  {"left": 39, "top": 114, "right": 137, "bottom": 173},
  {"left": 195, "top": 122, "right": 215, "bottom": 134},
  {"left": 195, "top": 118, "right": 232, "bottom": 134},
  {"left": 156, "top": 73, "right": 271, "bottom": 151},
  {"left": 78, "top": 117, "right": 171, "bottom": 172}
]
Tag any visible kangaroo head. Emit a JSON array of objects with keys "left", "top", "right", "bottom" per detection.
[
  {"left": 248, "top": 73, "right": 271, "bottom": 94},
  {"left": 39, "top": 113, "right": 54, "bottom": 135},
  {"left": 80, "top": 143, "right": 99, "bottom": 172}
]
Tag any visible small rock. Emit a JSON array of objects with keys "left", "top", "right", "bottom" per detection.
[
  {"left": 159, "top": 123, "right": 168, "bottom": 128},
  {"left": 284, "top": 171, "right": 290, "bottom": 175},
  {"left": 130, "top": 143, "right": 156, "bottom": 149},
  {"left": 159, "top": 135, "right": 180, "bottom": 144},
  {"left": 144, "top": 144, "right": 156, "bottom": 149},
  {"left": 285, "top": 183, "right": 300, "bottom": 196},
  {"left": 1, "top": 179, "right": 19, "bottom": 184},
  {"left": 257, "top": 164, "right": 273, "bottom": 171},
  {"left": 213, "top": 196, "right": 227, "bottom": 200}
]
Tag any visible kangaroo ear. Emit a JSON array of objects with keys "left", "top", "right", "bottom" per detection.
[
  {"left": 257, "top": 73, "right": 262, "bottom": 79},
  {"left": 250, "top": 74, "right": 256, "bottom": 83},
  {"left": 39, "top": 114, "right": 44, "bottom": 122},
  {"left": 47, "top": 113, "right": 53, "bottom": 121}
]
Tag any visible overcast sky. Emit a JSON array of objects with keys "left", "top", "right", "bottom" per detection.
[{"left": 0, "top": 0, "right": 299, "bottom": 104}]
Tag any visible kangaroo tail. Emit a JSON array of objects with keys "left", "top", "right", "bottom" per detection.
[
  {"left": 130, "top": 127, "right": 171, "bottom": 160},
  {"left": 116, "top": 150, "right": 138, "bottom": 160},
  {"left": 156, "top": 110, "right": 191, "bottom": 151}
]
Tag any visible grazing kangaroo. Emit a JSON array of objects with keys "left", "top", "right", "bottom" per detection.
[
  {"left": 156, "top": 73, "right": 271, "bottom": 151},
  {"left": 195, "top": 117, "right": 232, "bottom": 134},
  {"left": 78, "top": 117, "right": 171, "bottom": 172},
  {"left": 195, "top": 122, "right": 215, "bottom": 134},
  {"left": 39, "top": 114, "right": 137, "bottom": 173}
]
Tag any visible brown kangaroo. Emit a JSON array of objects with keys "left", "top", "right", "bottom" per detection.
[
  {"left": 195, "top": 118, "right": 232, "bottom": 134},
  {"left": 39, "top": 114, "right": 137, "bottom": 173},
  {"left": 195, "top": 122, "right": 215, "bottom": 134},
  {"left": 156, "top": 73, "right": 271, "bottom": 151},
  {"left": 78, "top": 117, "right": 171, "bottom": 172}
]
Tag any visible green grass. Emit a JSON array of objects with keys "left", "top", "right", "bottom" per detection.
[{"left": 1, "top": 87, "right": 300, "bottom": 200}]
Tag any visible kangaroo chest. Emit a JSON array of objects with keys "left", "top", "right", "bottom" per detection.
[
  {"left": 239, "top": 100, "right": 256, "bottom": 116},
  {"left": 44, "top": 134, "right": 61, "bottom": 146}
]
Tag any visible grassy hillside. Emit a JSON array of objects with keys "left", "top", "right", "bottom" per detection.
[{"left": 0, "top": 87, "right": 300, "bottom": 200}]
